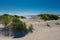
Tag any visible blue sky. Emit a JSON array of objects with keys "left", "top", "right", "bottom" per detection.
[{"left": 0, "top": 0, "right": 60, "bottom": 15}]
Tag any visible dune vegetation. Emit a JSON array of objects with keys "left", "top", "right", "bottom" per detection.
[
  {"left": 0, "top": 13, "right": 60, "bottom": 38},
  {"left": 0, "top": 14, "right": 26, "bottom": 24},
  {"left": 11, "top": 17, "right": 27, "bottom": 33},
  {"left": 0, "top": 14, "right": 28, "bottom": 34},
  {"left": 0, "top": 14, "right": 34, "bottom": 38},
  {"left": 38, "top": 14, "right": 60, "bottom": 21}
]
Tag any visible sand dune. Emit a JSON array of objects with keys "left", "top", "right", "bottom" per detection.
[{"left": 0, "top": 19, "right": 60, "bottom": 40}]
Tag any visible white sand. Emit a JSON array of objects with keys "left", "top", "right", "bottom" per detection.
[{"left": 0, "top": 19, "right": 60, "bottom": 40}]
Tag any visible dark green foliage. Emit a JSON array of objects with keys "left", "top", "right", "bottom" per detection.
[
  {"left": 12, "top": 18, "right": 27, "bottom": 33},
  {"left": 20, "top": 16, "right": 26, "bottom": 19},
  {"left": 38, "top": 14, "right": 59, "bottom": 20},
  {"left": 14, "top": 15, "right": 19, "bottom": 18},
  {"left": 3, "top": 14, "right": 9, "bottom": 16}
]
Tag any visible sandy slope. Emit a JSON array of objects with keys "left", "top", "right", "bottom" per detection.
[{"left": 0, "top": 19, "right": 60, "bottom": 40}]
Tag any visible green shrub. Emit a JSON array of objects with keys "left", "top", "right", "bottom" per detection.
[
  {"left": 38, "top": 14, "right": 59, "bottom": 20},
  {"left": 12, "top": 17, "right": 27, "bottom": 33}
]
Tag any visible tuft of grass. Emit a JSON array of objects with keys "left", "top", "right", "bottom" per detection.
[{"left": 28, "top": 24, "right": 33, "bottom": 33}]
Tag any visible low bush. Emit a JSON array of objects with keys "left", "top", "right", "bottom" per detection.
[
  {"left": 12, "top": 17, "right": 27, "bottom": 33},
  {"left": 38, "top": 14, "right": 59, "bottom": 20}
]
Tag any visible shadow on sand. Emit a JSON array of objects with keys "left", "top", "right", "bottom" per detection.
[
  {"left": 13, "top": 31, "right": 28, "bottom": 38},
  {"left": 1, "top": 25, "right": 10, "bottom": 36}
]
